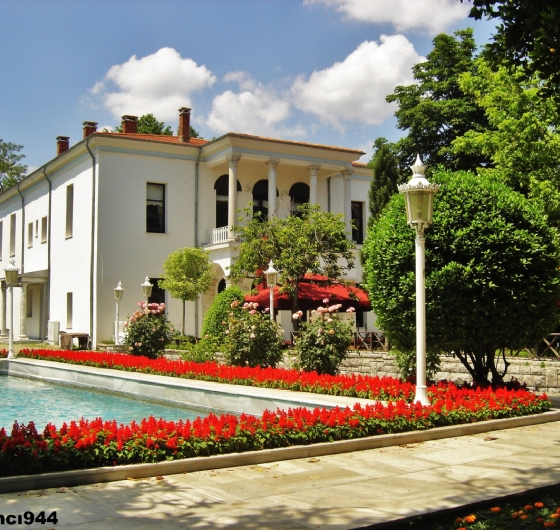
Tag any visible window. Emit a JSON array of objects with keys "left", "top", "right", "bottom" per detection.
[
  {"left": 214, "top": 175, "right": 241, "bottom": 229},
  {"left": 217, "top": 278, "right": 227, "bottom": 294},
  {"left": 289, "top": 183, "right": 310, "bottom": 216},
  {"left": 10, "top": 214, "right": 16, "bottom": 257},
  {"left": 35, "top": 220, "right": 38, "bottom": 238},
  {"left": 252, "top": 180, "right": 269, "bottom": 220},
  {"left": 0, "top": 221, "right": 3, "bottom": 260},
  {"left": 41, "top": 217, "right": 48, "bottom": 243},
  {"left": 66, "top": 292, "right": 73, "bottom": 329},
  {"left": 66, "top": 184, "right": 74, "bottom": 238},
  {"left": 148, "top": 278, "right": 165, "bottom": 305},
  {"left": 147, "top": 183, "right": 165, "bottom": 233},
  {"left": 351, "top": 201, "right": 364, "bottom": 244},
  {"left": 28, "top": 222, "right": 33, "bottom": 248}
]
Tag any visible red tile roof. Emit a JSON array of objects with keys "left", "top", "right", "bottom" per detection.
[{"left": 97, "top": 132, "right": 209, "bottom": 146}]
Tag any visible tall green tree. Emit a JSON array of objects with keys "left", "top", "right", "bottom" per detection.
[
  {"left": 367, "top": 138, "right": 402, "bottom": 225},
  {"left": 451, "top": 59, "right": 560, "bottom": 227},
  {"left": 113, "top": 113, "right": 200, "bottom": 137},
  {"left": 0, "top": 139, "right": 27, "bottom": 191},
  {"left": 159, "top": 247, "right": 214, "bottom": 334},
  {"left": 386, "top": 29, "right": 491, "bottom": 171},
  {"left": 363, "top": 169, "right": 560, "bottom": 385},
  {"left": 228, "top": 204, "right": 355, "bottom": 320},
  {"left": 463, "top": 0, "right": 560, "bottom": 94}
]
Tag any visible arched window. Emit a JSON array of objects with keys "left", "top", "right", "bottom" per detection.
[
  {"left": 217, "top": 278, "right": 227, "bottom": 294},
  {"left": 252, "top": 180, "right": 277, "bottom": 220},
  {"left": 289, "top": 182, "right": 310, "bottom": 216},
  {"left": 214, "top": 175, "right": 241, "bottom": 228}
]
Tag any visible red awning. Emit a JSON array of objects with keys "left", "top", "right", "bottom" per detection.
[{"left": 244, "top": 274, "right": 371, "bottom": 311}]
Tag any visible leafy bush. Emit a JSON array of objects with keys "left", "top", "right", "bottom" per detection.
[
  {"left": 179, "top": 336, "right": 220, "bottom": 363},
  {"left": 225, "top": 301, "right": 283, "bottom": 368},
  {"left": 392, "top": 348, "right": 441, "bottom": 382},
  {"left": 202, "top": 286, "right": 245, "bottom": 340},
  {"left": 293, "top": 301, "right": 354, "bottom": 375},
  {"left": 363, "top": 169, "right": 560, "bottom": 384},
  {"left": 123, "top": 302, "right": 175, "bottom": 359}
]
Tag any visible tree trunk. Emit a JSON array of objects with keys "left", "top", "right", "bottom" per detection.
[{"left": 182, "top": 300, "right": 185, "bottom": 335}]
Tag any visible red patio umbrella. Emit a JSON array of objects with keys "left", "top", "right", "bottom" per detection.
[{"left": 244, "top": 274, "right": 371, "bottom": 312}]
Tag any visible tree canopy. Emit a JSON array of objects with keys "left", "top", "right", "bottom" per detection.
[
  {"left": 386, "top": 28, "right": 491, "bottom": 171},
  {"left": 451, "top": 59, "right": 560, "bottom": 227},
  {"left": 0, "top": 139, "right": 27, "bottom": 191},
  {"left": 463, "top": 0, "right": 560, "bottom": 93},
  {"left": 363, "top": 169, "right": 560, "bottom": 384},
  {"left": 228, "top": 204, "right": 355, "bottom": 316},
  {"left": 159, "top": 247, "right": 214, "bottom": 334}
]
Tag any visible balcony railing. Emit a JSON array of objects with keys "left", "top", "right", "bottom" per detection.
[{"left": 211, "top": 226, "right": 230, "bottom": 244}]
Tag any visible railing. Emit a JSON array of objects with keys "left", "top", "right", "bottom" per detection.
[{"left": 211, "top": 226, "right": 230, "bottom": 244}]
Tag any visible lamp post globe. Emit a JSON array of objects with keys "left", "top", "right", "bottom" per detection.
[
  {"left": 141, "top": 277, "right": 153, "bottom": 311},
  {"left": 114, "top": 281, "right": 124, "bottom": 344},
  {"left": 4, "top": 257, "right": 19, "bottom": 359},
  {"left": 398, "top": 155, "right": 439, "bottom": 406},
  {"left": 264, "top": 260, "right": 278, "bottom": 322}
]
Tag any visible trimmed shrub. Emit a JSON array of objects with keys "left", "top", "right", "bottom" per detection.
[{"left": 202, "top": 286, "right": 245, "bottom": 340}]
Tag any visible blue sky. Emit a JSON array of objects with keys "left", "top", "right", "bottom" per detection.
[{"left": 0, "top": 0, "right": 495, "bottom": 172}]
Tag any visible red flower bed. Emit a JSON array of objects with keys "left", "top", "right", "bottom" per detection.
[
  {"left": 0, "top": 349, "right": 551, "bottom": 477},
  {"left": 17, "top": 349, "right": 417, "bottom": 401}
]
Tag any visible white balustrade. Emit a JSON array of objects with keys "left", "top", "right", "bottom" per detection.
[{"left": 211, "top": 226, "right": 229, "bottom": 244}]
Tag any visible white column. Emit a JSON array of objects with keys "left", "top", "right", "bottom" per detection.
[
  {"left": 308, "top": 164, "right": 320, "bottom": 205},
  {"left": 415, "top": 231, "right": 429, "bottom": 405},
  {"left": 19, "top": 282, "right": 29, "bottom": 340},
  {"left": 266, "top": 158, "right": 280, "bottom": 218},
  {"left": 226, "top": 153, "right": 241, "bottom": 240},
  {"left": 341, "top": 169, "right": 354, "bottom": 235},
  {"left": 0, "top": 282, "right": 7, "bottom": 338}
]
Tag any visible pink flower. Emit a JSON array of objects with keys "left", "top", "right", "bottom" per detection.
[
  {"left": 346, "top": 307, "right": 355, "bottom": 313},
  {"left": 323, "top": 298, "right": 329, "bottom": 304},
  {"left": 250, "top": 333, "right": 255, "bottom": 338}
]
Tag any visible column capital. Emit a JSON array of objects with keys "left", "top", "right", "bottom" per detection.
[
  {"left": 265, "top": 157, "right": 280, "bottom": 169},
  {"left": 341, "top": 168, "right": 354, "bottom": 180},
  {"left": 308, "top": 164, "right": 321, "bottom": 175},
  {"left": 226, "top": 153, "right": 241, "bottom": 167}
]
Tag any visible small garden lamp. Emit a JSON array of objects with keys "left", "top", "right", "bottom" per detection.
[
  {"left": 114, "top": 281, "right": 124, "bottom": 344},
  {"left": 264, "top": 260, "right": 278, "bottom": 322},
  {"left": 141, "top": 277, "right": 153, "bottom": 311},
  {"left": 4, "top": 257, "right": 19, "bottom": 359},
  {"left": 398, "top": 154, "right": 439, "bottom": 406}
]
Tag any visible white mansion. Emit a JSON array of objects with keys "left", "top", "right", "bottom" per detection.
[{"left": 0, "top": 108, "right": 373, "bottom": 346}]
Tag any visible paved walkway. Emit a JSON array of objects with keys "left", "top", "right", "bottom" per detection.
[{"left": 1, "top": 420, "right": 560, "bottom": 529}]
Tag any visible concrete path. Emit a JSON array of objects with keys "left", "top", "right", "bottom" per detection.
[{"left": 1, "top": 420, "right": 559, "bottom": 529}]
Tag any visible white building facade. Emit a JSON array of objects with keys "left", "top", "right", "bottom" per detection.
[{"left": 0, "top": 109, "right": 373, "bottom": 346}]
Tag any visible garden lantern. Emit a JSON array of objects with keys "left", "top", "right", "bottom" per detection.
[
  {"left": 4, "top": 257, "right": 19, "bottom": 359},
  {"left": 114, "top": 281, "right": 124, "bottom": 344},
  {"left": 141, "top": 277, "right": 153, "bottom": 310},
  {"left": 398, "top": 154, "right": 439, "bottom": 406},
  {"left": 264, "top": 260, "right": 278, "bottom": 322}
]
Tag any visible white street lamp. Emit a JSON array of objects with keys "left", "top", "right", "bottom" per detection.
[
  {"left": 114, "top": 281, "right": 124, "bottom": 344},
  {"left": 264, "top": 260, "right": 278, "bottom": 322},
  {"left": 4, "top": 258, "right": 19, "bottom": 359},
  {"left": 398, "top": 155, "right": 439, "bottom": 406},
  {"left": 141, "top": 277, "right": 153, "bottom": 311}
]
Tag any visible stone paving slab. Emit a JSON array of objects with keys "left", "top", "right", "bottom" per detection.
[{"left": 1, "top": 421, "right": 560, "bottom": 529}]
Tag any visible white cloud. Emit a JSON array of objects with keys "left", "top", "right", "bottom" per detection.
[
  {"left": 291, "top": 35, "right": 423, "bottom": 127},
  {"left": 223, "top": 71, "right": 257, "bottom": 91},
  {"left": 207, "top": 83, "right": 304, "bottom": 138},
  {"left": 91, "top": 47, "right": 216, "bottom": 121},
  {"left": 305, "top": 0, "right": 469, "bottom": 33}
]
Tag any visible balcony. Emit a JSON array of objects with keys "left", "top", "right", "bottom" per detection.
[{"left": 210, "top": 226, "right": 230, "bottom": 245}]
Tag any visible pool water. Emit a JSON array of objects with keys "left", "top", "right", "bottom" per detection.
[{"left": 0, "top": 376, "right": 216, "bottom": 431}]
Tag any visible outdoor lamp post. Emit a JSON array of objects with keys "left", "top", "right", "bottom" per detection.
[
  {"left": 114, "top": 281, "right": 124, "bottom": 344},
  {"left": 4, "top": 258, "right": 19, "bottom": 359},
  {"left": 398, "top": 154, "right": 439, "bottom": 406},
  {"left": 141, "top": 277, "right": 153, "bottom": 311},
  {"left": 264, "top": 260, "right": 278, "bottom": 322}
]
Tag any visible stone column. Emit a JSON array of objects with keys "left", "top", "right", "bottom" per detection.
[
  {"left": 266, "top": 158, "right": 280, "bottom": 218},
  {"left": 308, "top": 164, "right": 321, "bottom": 205},
  {"left": 0, "top": 281, "right": 7, "bottom": 338},
  {"left": 19, "top": 282, "right": 29, "bottom": 340},
  {"left": 341, "top": 169, "right": 354, "bottom": 236},
  {"left": 226, "top": 153, "right": 241, "bottom": 240}
]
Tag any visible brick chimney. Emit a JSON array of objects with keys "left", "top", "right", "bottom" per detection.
[
  {"left": 121, "top": 115, "right": 138, "bottom": 134},
  {"left": 56, "top": 136, "right": 70, "bottom": 156},
  {"left": 83, "top": 121, "right": 98, "bottom": 138},
  {"left": 178, "top": 107, "right": 191, "bottom": 143}
]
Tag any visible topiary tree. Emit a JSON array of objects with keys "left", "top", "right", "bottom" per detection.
[
  {"left": 201, "top": 285, "right": 245, "bottom": 340},
  {"left": 363, "top": 169, "right": 560, "bottom": 385}
]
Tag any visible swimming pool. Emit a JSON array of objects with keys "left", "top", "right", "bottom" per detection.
[{"left": 0, "top": 375, "right": 216, "bottom": 431}]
